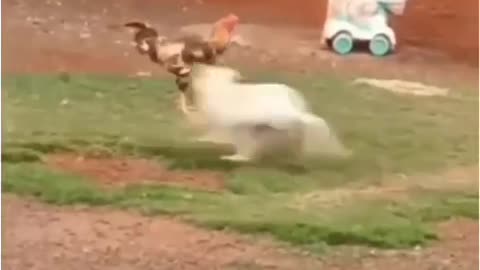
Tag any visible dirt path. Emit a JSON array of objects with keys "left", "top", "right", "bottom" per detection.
[
  {"left": 2, "top": 195, "right": 322, "bottom": 270},
  {"left": 1, "top": 194, "right": 322, "bottom": 270},
  {"left": 2, "top": 0, "right": 478, "bottom": 88},
  {"left": 2, "top": 194, "right": 478, "bottom": 270}
]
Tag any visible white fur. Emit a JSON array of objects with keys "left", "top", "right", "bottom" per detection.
[{"left": 190, "top": 64, "right": 350, "bottom": 161}]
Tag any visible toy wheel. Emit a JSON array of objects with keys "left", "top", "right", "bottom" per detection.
[
  {"left": 369, "top": 34, "right": 392, "bottom": 56},
  {"left": 332, "top": 32, "right": 354, "bottom": 55}
]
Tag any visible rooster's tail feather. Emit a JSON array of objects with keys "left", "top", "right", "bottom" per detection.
[{"left": 124, "top": 21, "right": 150, "bottom": 29}]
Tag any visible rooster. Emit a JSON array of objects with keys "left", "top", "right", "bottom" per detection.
[{"left": 124, "top": 14, "right": 240, "bottom": 115}]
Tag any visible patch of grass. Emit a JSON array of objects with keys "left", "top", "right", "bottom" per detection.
[
  {"left": 2, "top": 73, "right": 478, "bottom": 251},
  {"left": 2, "top": 164, "right": 109, "bottom": 205},
  {"left": 3, "top": 73, "right": 478, "bottom": 182},
  {"left": 3, "top": 163, "right": 477, "bottom": 250},
  {"left": 397, "top": 191, "right": 479, "bottom": 221},
  {"left": 204, "top": 220, "right": 436, "bottom": 248},
  {"left": 226, "top": 168, "right": 310, "bottom": 194}
]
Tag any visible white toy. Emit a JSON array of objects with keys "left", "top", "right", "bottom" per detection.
[{"left": 322, "top": 0, "right": 407, "bottom": 56}]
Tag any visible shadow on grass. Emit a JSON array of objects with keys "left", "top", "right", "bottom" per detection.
[
  {"left": 131, "top": 144, "right": 311, "bottom": 174},
  {"left": 3, "top": 162, "right": 478, "bottom": 250},
  {"left": 4, "top": 139, "right": 312, "bottom": 174},
  {"left": 2, "top": 148, "right": 43, "bottom": 163}
]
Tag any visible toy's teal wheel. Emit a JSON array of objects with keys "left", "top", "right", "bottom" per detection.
[
  {"left": 332, "top": 32, "right": 353, "bottom": 55},
  {"left": 369, "top": 34, "right": 391, "bottom": 56}
]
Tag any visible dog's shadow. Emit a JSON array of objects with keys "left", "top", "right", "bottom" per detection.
[{"left": 140, "top": 143, "right": 309, "bottom": 174}]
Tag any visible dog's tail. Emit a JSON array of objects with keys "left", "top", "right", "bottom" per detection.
[{"left": 299, "top": 113, "right": 351, "bottom": 158}]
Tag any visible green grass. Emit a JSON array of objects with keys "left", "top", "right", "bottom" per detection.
[{"left": 2, "top": 73, "right": 478, "bottom": 251}]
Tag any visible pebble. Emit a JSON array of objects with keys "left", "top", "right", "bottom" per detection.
[
  {"left": 135, "top": 71, "right": 152, "bottom": 77},
  {"left": 79, "top": 32, "right": 91, "bottom": 39},
  {"left": 60, "top": 98, "right": 70, "bottom": 106}
]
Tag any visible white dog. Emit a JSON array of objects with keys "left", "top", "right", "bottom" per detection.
[{"left": 189, "top": 64, "right": 350, "bottom": 162}]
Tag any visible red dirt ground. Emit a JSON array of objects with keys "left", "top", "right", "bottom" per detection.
[
  {"left": 3, "top": 194, "right": 478, "bottom": 270},
  {"left": 2, "top": 0, "right": 478, "bottom": 88},
  {"left": 2, "top": 194, "right": 323, "bottom": 270},
  {"left": 46, "top": 154, "right": 225, "bottom": 192},
  {"left": 202, "top": 0, "right": 479, "bottom": 66}
]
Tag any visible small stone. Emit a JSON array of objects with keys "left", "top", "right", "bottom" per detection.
[
  {"left": 106, "top": 243, "right": 120, "bottom": 253},
  {"left": 79, "top": 32, "right": 91, "bottom": 39},
  {"left": 60, "top": 98, "right": 69, "bottom": 106},
  {"left": 135, "top": 71, "right": 152, "bottom": 77},
  {"left": 27, "top": 16, "right": 45, "bottom": 25},
  {"left": 52, "top": 252, "right": 63, "bottom": 259},
  {"left": 296, "top": 46, "right": 315, "bottom": 57}
]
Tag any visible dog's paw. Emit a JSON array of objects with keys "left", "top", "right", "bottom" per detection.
[{"left": 220, "top": 154, "right": 251, "bottom": 162}]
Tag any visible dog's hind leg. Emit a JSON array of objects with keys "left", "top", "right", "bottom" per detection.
[{"left": 221, "top": 126, "right": 257, "bottom": 162}]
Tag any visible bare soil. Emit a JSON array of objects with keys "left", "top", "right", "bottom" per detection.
[
  {"left": 201, "top": 0, "right": 479, "bottom": 66},
  {"left": 1, "top": 194, "right": 322, "bottom": 270},
  {"left": 3, "top": 194, "right": 478, "bottom": 270},
  {"left": 2, "top": 0, "right": 478, "bottom": 88},
  {"left": 46, "top": 153, "right": 225, "bottom": 192}
]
